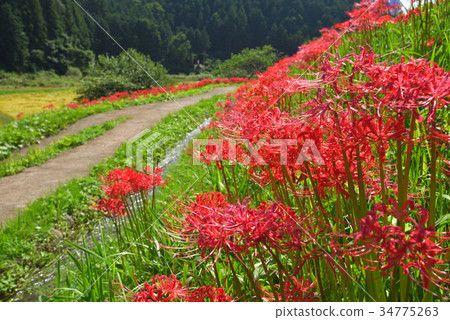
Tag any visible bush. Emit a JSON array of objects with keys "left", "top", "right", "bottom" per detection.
[
  {"left": 77, "top": 49, "right": 170, "bottom": 100},
  {"left": 65, "top": 67, "right": 82, "bottom": 78},
  {"left": 213, "top": 45, "right": 282, "bottom": 78}
]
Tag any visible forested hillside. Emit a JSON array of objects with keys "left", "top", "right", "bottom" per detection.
[{"left": 0, "top": 0, "right": 355, "bottom": 73}]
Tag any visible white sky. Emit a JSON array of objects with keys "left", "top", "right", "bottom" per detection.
[{"left": 400, "top": 0, "right": 412, "bottom": 8}]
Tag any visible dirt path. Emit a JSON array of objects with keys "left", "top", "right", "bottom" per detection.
[{"left": 0, "top": 87, "right": 235, "bottom": 223}]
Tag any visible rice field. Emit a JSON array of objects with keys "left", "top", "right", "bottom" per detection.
[{"left": 0, "top": 88, "right": 77, "bottom": 120}]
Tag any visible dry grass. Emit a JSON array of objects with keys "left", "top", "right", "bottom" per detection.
[{"left": 0, "top": 89, "right": 77, "bottom": 118}]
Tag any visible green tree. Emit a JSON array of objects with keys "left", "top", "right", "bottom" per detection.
[
  {"left": 41, "top": 0, "right": 64, "bottom": 40},
  {"left": 71, "top": 2, "right": 91, "bottom": 49},
  {"left": 214, "top": 45, "right": 283, "bottom": 78},
  {"left": 78, "top": 49, "right": 170, "bottom": 100},
  {"left": 0, "top": 3, "right": 30, "bottom": 72},
  {"left": 165, "top": 32, "right": 193, "bottom": 74},
  {"left": 20, "top": 0, "right": 47, "bottom": 51}
]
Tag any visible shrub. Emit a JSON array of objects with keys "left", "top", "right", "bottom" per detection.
[
  {"left": 213, "top": 45, "right": 282, "bottom": 78},
  {"left": 77, "top": 49, "right": 170, "bottom": 100},
  {"left": 65, "top": 67, "right": 82, "bottom": 78}
]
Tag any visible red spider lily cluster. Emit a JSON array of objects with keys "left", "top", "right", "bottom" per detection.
[
  {"left": 94, "top": 167, "right": 166, "bottom": 218},
  {"left": 186, "top": 0, "right": 449, "bottom": 301},
  {"left": 61, "top": 77, "right": 248, "bottom": 110},
  {"left": 119, "top": 274, "right": 232, "bottom": 302},
  {"left": 165, "top": 192, "right": 311, "bottom": 261},
  {"left": 161, "top": 192, "right": 319, "bottom": 301},
  {"left": 121, "top": 273, "right": 316, "bottom": 302}
]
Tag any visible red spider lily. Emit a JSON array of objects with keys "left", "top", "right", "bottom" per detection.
[
  {"left": 194, "top": 137, "right": 236, "bottom": 169},
  {"left": 95, "top": 198, "right": 127, "bottom": 218},
  {"left": 190, "top": 191, "right": 229, "bottom": 212},
  {"left": 331, "top": 199, "right": 450, "bottom": 290},
  {"left": 275, "top": 277, "right": 318, "bottom": 302},
  {"left": 215, "top": 44, "right": 449, "bottom": 205},
  {"left": 93, "top": 167, "right": 166, "bottom": 218},
  {"left": 66, "top": 103, "right": 80, "bottom": 109},
  {"left": 71, "top": 78, "right": 249, "bottom": 110},
  {"left": 16, "top": 112, "right": 24, "bottom": 119},
  {"left": 101, "top": 167, "right": 166, "bottom": 195},
  {"left": 426, "top": 39, "right": 435, "bottom": 47},
  {"left": 343, "top": 0, "right": 399, "bottom": 32},
  {"left": 163, "top": 192, "right": 311, "bottom": 266},
  {"left": 130, "top": 275, "right": 190, "bottom": 302},
  {"left": 116, "top": 274, "right": 232, "bottom": 302}
]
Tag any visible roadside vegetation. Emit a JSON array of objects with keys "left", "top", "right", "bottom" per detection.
[
  {"left": 0, "top": 70, "right": 82, "bottom": 88},
  {"left": 0, "top": 111, "right": 12, "bottom": 126},
  {"left": 0, "top": 117, "right": 129, "bottom": 178},
  {"left": 77, "top": 49, "right": 170, "bottom": 101}
]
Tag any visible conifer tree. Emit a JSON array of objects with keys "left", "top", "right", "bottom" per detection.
[
  {"left": 41, "top": 0, "right": 65, "bottom": 40},
  {"left": 0, "top": 3, "right": 30, "bottom": 71}
]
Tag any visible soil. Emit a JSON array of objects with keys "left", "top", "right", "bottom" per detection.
[{"left": 0, "top": 87, "right": 235, "bottom": 224}]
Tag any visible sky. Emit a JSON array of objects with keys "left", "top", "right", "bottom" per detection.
[{"left": 400, "top": 0, "right": 412, "bottom": 8}]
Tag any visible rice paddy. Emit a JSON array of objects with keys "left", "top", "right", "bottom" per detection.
[{"left": 0, "top": 88, "right": 77, "bottom": 120}]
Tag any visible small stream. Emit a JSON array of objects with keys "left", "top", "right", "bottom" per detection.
[{"left": 10, "top": 118, "right": 211, "bottom": 302}]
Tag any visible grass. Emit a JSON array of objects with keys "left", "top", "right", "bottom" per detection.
[
  {"left": 0, "top": 117, "right": 129, "bottom": 178},
  {"left": 0, "top": 89, "right": 77, "bottom": 118},
  {"left": 0, "top": 111, "right": 12, "bottom": 126},
  {"left": 0, "top": 71, "right": 82, "bottom": 88},
  {"left": 170, "top": 73, "right": 214, "bottom": 85},
  {"left": 0, "top": 93, "right": 229, "bottom": 301}
]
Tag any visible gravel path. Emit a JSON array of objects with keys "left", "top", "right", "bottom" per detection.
[{"left": 0, "top": 87, "right": 235, "bottom": 223}]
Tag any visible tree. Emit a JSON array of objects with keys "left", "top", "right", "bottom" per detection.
[
  {"left": 165, "top": 32, "right": 193, "bottom": 74},
  {"left": 214, "top": 45, "right": 283, "bottom": 79},
  {"left": 41, "top": 0, "right": 64, "bottom": 40},
  {"left": 0, "top": 0, "right": 359, "bottom": 73},
  {"left": 0, "top": 3, "right": 30, "bottom": 72},
  {"left": 20, "top": 0, "right": 47, "bottom": 51},
  {"left": 78, "top": 49, "right": 170, "bottom": 100}
]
